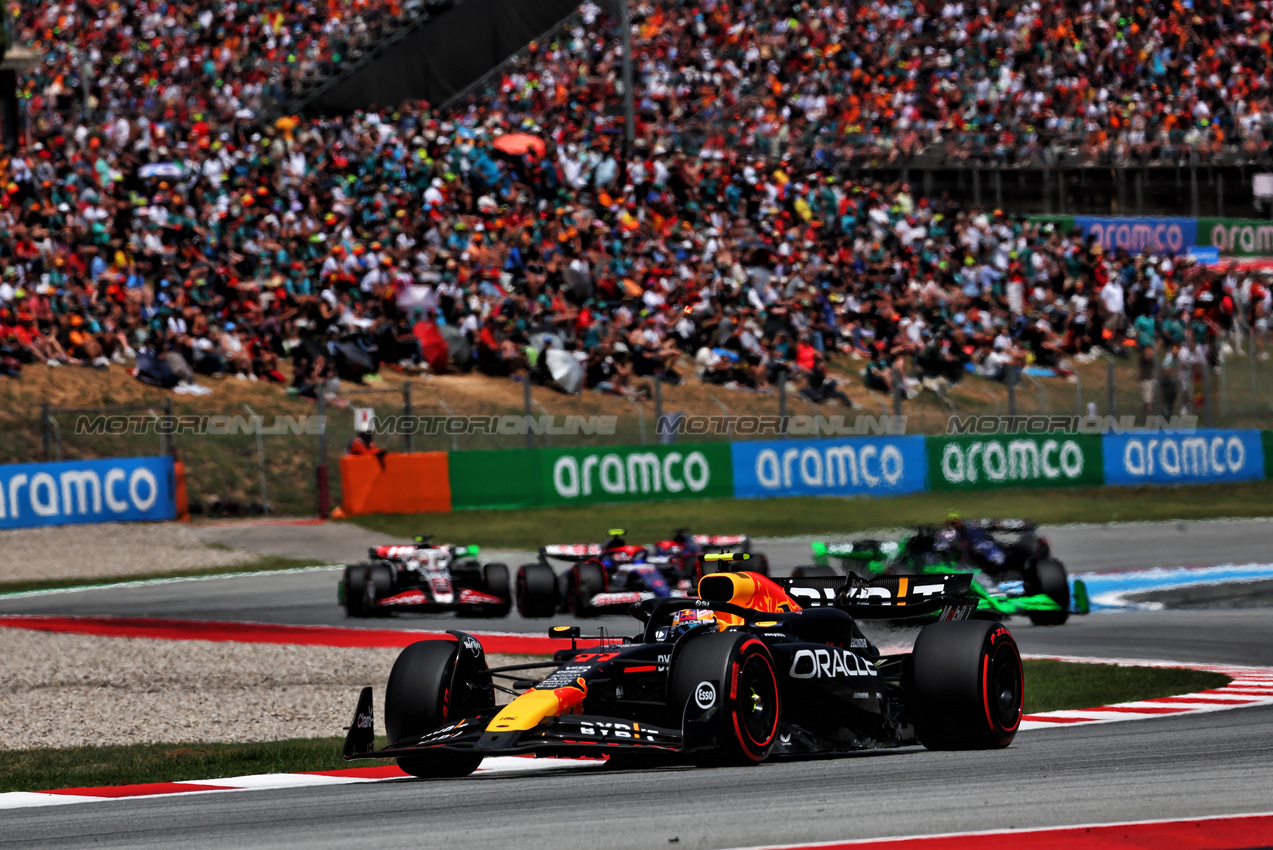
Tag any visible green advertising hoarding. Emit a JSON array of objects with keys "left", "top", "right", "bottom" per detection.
[
  {"left": 1197, "top": 218, "right": 1273, "bottom": 257},
  {"left": 925, "top": 433, "right": 1103, "bottom": 491},
  {"left": 448, "top": 443, "right": 734, "bottom": 510}
]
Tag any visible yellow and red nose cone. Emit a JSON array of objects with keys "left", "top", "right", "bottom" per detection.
[{"left": 485, "top": 679, "right": 587, "bottom": 732}]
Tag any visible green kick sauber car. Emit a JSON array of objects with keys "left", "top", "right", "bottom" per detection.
[{"left": 806, "top": 521, "right": 1090, "bottom": 626}]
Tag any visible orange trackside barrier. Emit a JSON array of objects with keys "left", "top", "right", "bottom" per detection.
[
  {"left": 174, "top": 460, "right": 190, "bottom": 521},
  {"left": 340, "top": 452, "right": 452, "bottom": 515}
]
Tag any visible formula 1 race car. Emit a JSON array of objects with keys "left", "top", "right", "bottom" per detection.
[
  {"left": 339, "top": 535, "right": 512, "bottom": 618},
  {"left": 512, "top": 529, "right": 770, "bottom": 618},
  {"left": 809, "top": 518, "right": 1088, "bottom": 626},
  {"left": 342, "top": 554, "right": 1024, "bottom": 777},
  {"left": 651, "top": 529, "right": 771, "bottom": 580}
]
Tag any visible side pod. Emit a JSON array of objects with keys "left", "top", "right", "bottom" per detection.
[{"left": 344, "top": 686, "right": 375, "bottom": 759}]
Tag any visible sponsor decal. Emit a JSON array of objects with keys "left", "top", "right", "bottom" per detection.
[
  {"left": 458, "top": 590, "right": 504, "bottom": 606},
  {"left": 553, "top": 450, "right": 712, "bottom": 499},
  {"left": 1198, "top": 218, "right": 1273, "bottom": 257},
  {"left": 1103, "top": 431, "right": 1265, "bottom": 485},
  {"left": 928, "top": 434, "right": 1102, "bottom": 490},
  {"left": 694, "top": 681, "right": 717, "bottom": 709},
  {"left": 463, "top": 635, "right": 482, "bottom": 655},
  {"left": 788, "top": 648, "right": 878, "bottom": 679},
  {"left": 0, "top": 457, "right": 176, "bottom": 530},
  {"left": 535, "top": 665, "right": 593, "bottom": 690},
  {"left": 575, "top": 720, "right": 659, "bottom": 742},
  {"left": 378, "top": 590, "right": 429, "bottom": 605},
  {"left": 1074, "top": 216, "right": 1196, "bottom": 254},
  {"left": 731, "top": 437, "right": 927, "bottom": 499}
]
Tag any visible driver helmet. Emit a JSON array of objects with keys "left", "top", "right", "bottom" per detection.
[
  {"left": 945, "top": 510, "right": 964, "bottom": 529},
  {"left": 668, "top": 608, "right": 717, "bottom": 642}
]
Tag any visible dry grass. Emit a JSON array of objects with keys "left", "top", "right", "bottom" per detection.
[{"left": 1, "top": 346, "right": 1270, "bottom": 516}]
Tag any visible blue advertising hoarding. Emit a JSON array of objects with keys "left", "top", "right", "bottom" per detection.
[
  {"left": 731, "top": 437, "right": 927, "bottom": 499},
  {"left": 1075, "top": 217, "right": 1197, "bottom": 255},
  {"left": 0, "top": 456, "right": 176, "bottom": 529},
  {"left": 1103, "top": 430, "right": 1264, "bottom": 486}
]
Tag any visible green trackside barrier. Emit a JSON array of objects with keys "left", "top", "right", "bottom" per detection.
[
  {"left": 1026, "top": 215, "right": 1078, "bottom": 233},
  {"left": 447, "top": 442, "right": 734, "bottom": 510},
  {"left": 1196, "top": 218, "right": 1273, "bottom": 257},
  {"left": 925, "top": 433, "right": 1104, "bottom": 491}
]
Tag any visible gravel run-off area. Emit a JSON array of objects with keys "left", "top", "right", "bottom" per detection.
[
  {"left": 0, "top": 523, "right": 258, "bottom": 582},
  {"left": 0, "top": 629, "right": 524, "bottom": 750}
]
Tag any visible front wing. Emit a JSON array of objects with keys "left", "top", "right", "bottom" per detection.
[{"left": 344, "top": 688, "right": 681, "bottom": 761}]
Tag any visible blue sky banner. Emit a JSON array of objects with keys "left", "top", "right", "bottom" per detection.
[
  {"left": 1103, "top": 431, "right": 1264, "bottom": 486},
  {"left": 0, "top": 457, "right": 176, "bottom": 529},
  {"left": 1074, "top": 217, "right": 1197, "bottom": 255},
  {"left": 731, "top": 437, "right": 927, "bottom": 499}
]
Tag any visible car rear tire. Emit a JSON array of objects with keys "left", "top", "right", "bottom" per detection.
[
  {"left": 669, "top": 632, "right": 781, "bottom": 765},
  {"left": 750, "top": 553, "right": 771, "bottom": 577},
  {"left": 385, "top": 640, "right": 484, "bottom": 778},
  {"left": 343, "top": 563, "right": 369, "bottom": 618},
  {"left": 362, "top": 563, "right": 395, "bottom": 616},
  {"left": 1027, "top": 559, "right": 1070, "bottom": 626},
  {"left": 470, "top": 562, "right": 512, "bottom": 618},
  {"left": 515, "top": 563, "right": 558, "bottom": 618},
  {"left": 566, "top": 562, "right": 607, "bottom": 618},
  {"left": 908, "top": 620, "right": 1023, "bottom": 750},
  {"left": 790, "top": 564, "right": 837, "bottom": 578}
]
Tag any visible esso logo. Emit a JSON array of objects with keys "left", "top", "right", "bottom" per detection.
[
  {"left": 695, "top": 681, "right": 717, "bottom": 709},
  {"left": 611, "top": 551, "right": 632, "bottom": 563}
]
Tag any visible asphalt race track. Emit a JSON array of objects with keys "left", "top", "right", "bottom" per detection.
[
  {"left": 1, "top": 518, "right": 1271, "bottom": 849},
  {"left": 3, "top": 704, "right": 1271, "bottom": 850}
]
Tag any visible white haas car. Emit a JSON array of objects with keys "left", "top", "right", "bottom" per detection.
[{"left": 339, "top": 535, "right": 512, "bottom": 618}]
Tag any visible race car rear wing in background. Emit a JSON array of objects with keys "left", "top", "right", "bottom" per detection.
[
  {"left": 539, "top": 544, "right": 604, "bottom": 562},
  {"left": 779, "top": 573, "right": 976, "bottom": 620}
]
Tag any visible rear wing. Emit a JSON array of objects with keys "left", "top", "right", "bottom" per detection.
[
  {"left": 812, "top": 539, "right": 898, "bottom": 567},
  {"left": 978, "top": 518, "right": 1036, "bottom": 533},
  {"left": 692, "top": 534, "right": 749, "bottom": 549},
  {"left": 779, "top": 573, "right": 975, "bottom": 620},
  {"left": 540, "top": 544, "right": 603, "bottom": 563}
]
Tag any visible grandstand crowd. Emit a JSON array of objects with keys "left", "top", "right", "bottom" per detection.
[{"left": 0, "top": 0, "right": 1270, "bottom": 411}]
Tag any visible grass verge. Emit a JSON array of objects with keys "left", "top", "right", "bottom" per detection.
[
  {"left": 351, "top": 480, "right": 1273, "bottom": 550},
  {"left": 0, "top": 556, "right": 325, "bottom": 596},
  {"left": 0, "top": 661, "right": 1229, "bottom": 792},
  {"left": 1023, "top": 660, "right": 1229, "bottom": 714}
]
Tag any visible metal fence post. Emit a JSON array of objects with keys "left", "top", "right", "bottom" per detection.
[
  {"left": 316, "top": 391, "right": 330, "bottom": 519},
  {"left": 244, "top": 404, "right": 270, "bottom": 513},
  {"left": 777, "top": 371, "right": 788, "bottom": 437},
  {"left": 522, "top": 378, "right": 533, "bottom": 450},
  {"left": 1006, "top": 365, "right": 1017, "bottom": 417},
  {"left": 891, "top": 366, "right": 904, "bottom": 417},
  {"left": 653, "top": 374, "right": 663, "bottom": 436},
  {"left": 1202, "top": 362, "right": 1214, "bottom": 428},
  {"left": 41, "top": 401, "right": 50, "bottom": 460},
  {"left": 1250, "top": 324, "right": 1259, "bottom": 415},
  {"left": 1106, "top": 359, "right": 1117, "bottom": 416},
  {"left": 1218, "top": 352, "right": 1229, "bottom": 421},
  {"left": 1073, "top": 369, "right": 1083, "bottom": 415},
  {"left": 403, "top": 380, "right": 414, "bottom": 454},
  {"left": 165, "top": 398, "right": 175, "bottom": 457}
]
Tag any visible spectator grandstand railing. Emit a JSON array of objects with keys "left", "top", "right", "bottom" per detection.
[{"left": 19, "top": 337, "right": 1272, "bottom": 520}]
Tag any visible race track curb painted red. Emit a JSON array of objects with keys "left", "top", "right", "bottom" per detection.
[
  {"left": 1018, "top": 655, "right": 1273, "bottom": 730},
  {"left": 0, "top": 614, "right": 567, "bottom": 655},
  {"left": 726, "top": 812, "right": 1273, "bottom": 850}
]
